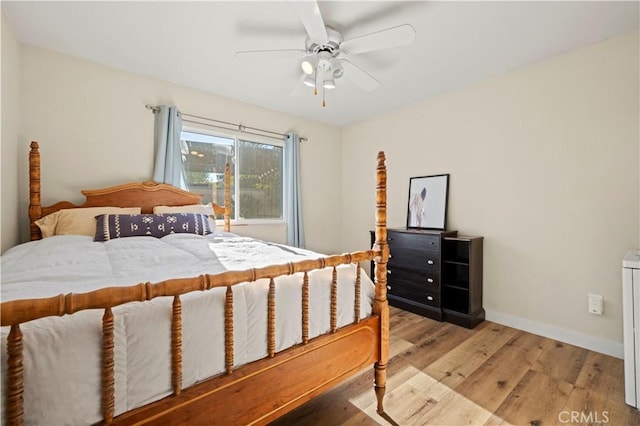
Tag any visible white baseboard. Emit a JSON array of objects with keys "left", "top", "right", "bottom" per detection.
[{"left": 485, "top": 309, "right": 623, "bottom": 359}]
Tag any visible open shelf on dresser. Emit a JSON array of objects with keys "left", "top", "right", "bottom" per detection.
[{"left": 441, "top": 236, "right": 484, "bottom": 328}]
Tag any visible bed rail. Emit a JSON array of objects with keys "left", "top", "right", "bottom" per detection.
[{"left": 1, "top": 252, "right": 382, "bottom": 424}]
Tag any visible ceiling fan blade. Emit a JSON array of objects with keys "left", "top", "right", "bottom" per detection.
[
  {"left": 340, "top": 24, "right": 416, "bottom": 55},
  {"left": 341, "top": 59, "right": 381, "bottom": 92},
  {"left": 235, "top": 49, "right": 307, "bottom": 58},
  {"left": 294, "top": 0, "right": 328, "bottom": 44}
]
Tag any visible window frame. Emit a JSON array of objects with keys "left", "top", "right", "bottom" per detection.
[{"left": 181, "top": 124, "right": 286, "bottom": 226}]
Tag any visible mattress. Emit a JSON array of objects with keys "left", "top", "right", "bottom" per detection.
[{"left": 0, "top": 233, "right": 375, "bottom": 425}]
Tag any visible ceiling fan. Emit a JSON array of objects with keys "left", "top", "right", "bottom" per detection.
[{"left": 235, "top": 1, "right": 416, "bottom": 107}]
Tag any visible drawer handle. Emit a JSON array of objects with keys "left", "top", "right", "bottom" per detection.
[
  {"left": 427, "top": 259, "right": 434, "bottom": 265},
  {"left": 427, "top": 278, "right": 434, "bottom": 283},
  {"left": 387, "top": 270, "right": 392, "bottom": 275},
  {"left": 389, "top": 254, "right": 393, "bottom": 258},
  {"left": 387, "top": 285, "right": 392, "bottom": 291},
  {"left": 427, "top": 295, "right": 434, "bottom": 301}
]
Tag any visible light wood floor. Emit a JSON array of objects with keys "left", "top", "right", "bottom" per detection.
[{"left": 271, "top": 306, "right": 640, "bottom": 425}]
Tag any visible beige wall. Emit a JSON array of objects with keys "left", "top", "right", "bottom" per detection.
[
  {"left": 342, "top": 31, "right": 639, "bottom": 356},
  {"left": 1, "top": 11, "right": 22, "bottom": 253},
  {"left": 15, "top": 46, "right": 343, "bottom": 254}
]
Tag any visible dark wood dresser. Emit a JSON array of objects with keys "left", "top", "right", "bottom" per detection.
[{"left": 370, "top": 228, "right": 484, "bottom": 328}]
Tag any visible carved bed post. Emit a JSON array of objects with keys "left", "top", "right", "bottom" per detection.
[
  {"left": 29, "top": 141, "right": 42, "bottom": 241},
  {"left": 372, "top": 151, "right": 389, "bottom": 414},
  {"left": 224, "top": 163, "right": 231, "bottom": 232},
  {"left": 7, "top": 324, "right": 24, "bottom": 426}
]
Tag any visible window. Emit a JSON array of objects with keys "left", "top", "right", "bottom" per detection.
[{"left": 181, "top": 130, "right": 284, "bottom": 221}]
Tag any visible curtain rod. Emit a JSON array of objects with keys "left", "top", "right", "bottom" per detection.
[{"left": 145, "top": 105, "right": 307, "bottom": 142}]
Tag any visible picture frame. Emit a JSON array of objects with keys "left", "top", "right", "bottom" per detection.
[{"left": 406, "top": 174, "right": 450, "bottom": 230}]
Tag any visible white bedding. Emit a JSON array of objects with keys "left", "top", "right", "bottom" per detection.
[{"left": 0, "top": 233, "right": 375, "bottom": 425}]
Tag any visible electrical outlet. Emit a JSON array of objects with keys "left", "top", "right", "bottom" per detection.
[{"left": 588, "top": 294, "right": 603, "bottom": 315}]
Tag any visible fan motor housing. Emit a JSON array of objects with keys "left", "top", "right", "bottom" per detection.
[{"left": 305, "top": 26, "right": 343, "bottom": 57}]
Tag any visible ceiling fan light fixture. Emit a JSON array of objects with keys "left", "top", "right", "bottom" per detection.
[
  {"left": 301, "top": 60, "right": 314, "bottom": 75},
  {"left": 330, "top": 58, "right": 343, "bottom": 79},
  {"left": 323, "top": 77, "right": 335, "bottom": 89},
  {"left": 303, "top": 76, "right": 315, "bottom": 87}
]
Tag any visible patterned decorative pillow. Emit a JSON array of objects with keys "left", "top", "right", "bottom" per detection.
[
  {"left": 94, "top": 213, "right": 212, "bottom": 241},
  {"left": 153, "top": 204, "right": 218, "bottom": 234}
]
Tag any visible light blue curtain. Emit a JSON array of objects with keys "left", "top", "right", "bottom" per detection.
[
  {"left": 152, "top": 105, "right": 186, "bottom": 188},
  {"left": 284, "top": 132, "right": 305, "bottom": 248}
]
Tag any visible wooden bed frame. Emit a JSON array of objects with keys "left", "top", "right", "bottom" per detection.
[{"left": 1, "top": 141, "right": 390, "bottom": 425}]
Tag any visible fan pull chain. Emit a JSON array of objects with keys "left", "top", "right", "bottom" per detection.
[{"left": 322, "top": 84, "right": 326, "bottom": 108}]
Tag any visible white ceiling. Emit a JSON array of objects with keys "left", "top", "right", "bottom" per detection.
[{"left": 3, "top": 1, "right": 638, "bottom": 127}]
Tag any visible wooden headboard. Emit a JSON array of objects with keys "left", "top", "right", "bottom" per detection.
[{"left": 28, "top": 141, "right": 231, "bottom": 240}]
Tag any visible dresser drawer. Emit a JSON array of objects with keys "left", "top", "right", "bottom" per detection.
[
  {"left": 389, "top": 249, "right": 440, "bottom": 274},
  {"left": 388, "top": 261, "right": 439, "bottom": 285},
  {"left": 387, "top": 268, "right": 440, "bottom": 308},
  {"left": 388, "top": 231, "right": 440, "bottom": 253}
]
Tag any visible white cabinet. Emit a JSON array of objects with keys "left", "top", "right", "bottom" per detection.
[{"left": 623, "top": 250, "right": 640, "bottom": 408}]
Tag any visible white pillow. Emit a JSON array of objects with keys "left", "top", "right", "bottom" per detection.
[
  {"left": 35, "top": 207, "right": 142, "bottom": 238},
  {"left": 153, "top": 203, "right": 214, "bottom": 215},
  {"left": 153, "top": 204, "right": 217, "bottom": 234}
]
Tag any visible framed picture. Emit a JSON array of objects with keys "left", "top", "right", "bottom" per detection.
[{"left": 406, "top": 174, "right": 450, "bottom": 230}]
